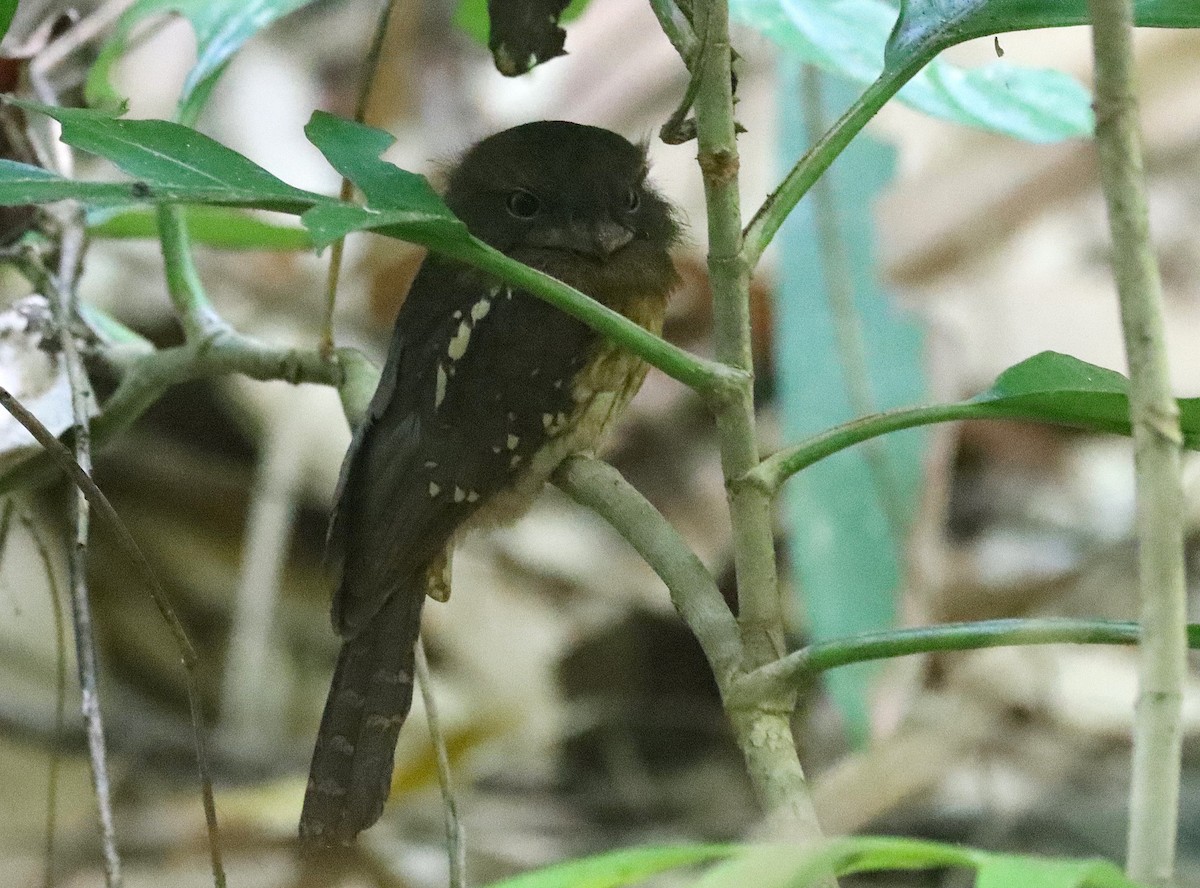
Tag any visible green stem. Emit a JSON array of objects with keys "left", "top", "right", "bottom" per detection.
[
  {"left": 750, "top": 402, "right": 974, "bottom": 494},
  {"left": 0, "top": 334, "right": 343, "bottom": 495},
  {"left": 729, "top": 618, "right": 1198, "bottom": 705},
  {"left": 157, "top": 204, "right": 229, "bottom": 340},
  {"left": 689, "top": 0, "right": 828, "bottom": 851},
  {"left": 1087, "top": 0, "right": 1186, "bottom": 883},
  {"left": 453, "top": 237, "right": 739, "bottom": 398},
  {"left": 743, "top": 63, "right": 916, "bottom": 269},
  {"left": 692, "top": 0, "right": 778, "bottom": 667},
  {"left": 648, "top": 0, "right": 697, "bottom": 62},
  {"left": 77, "top": 302, "right": 154, "bottom": 353}
]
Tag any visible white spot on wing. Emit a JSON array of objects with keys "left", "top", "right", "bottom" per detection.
[
  {"left": 506, "top": 433, "right": 519, "bottom": 450},
  {"left": 466, "top": 490, "right": 480, "bottom": 503},
  {"left": 447, "top": 321, "right": 471, "bottom": 360},
  {"left": 453, "top": 487, "right": 466, "bottom": 503},
  {"left": 429, "top": 482, "right": 441, "bottom": 497},
  {"left": 435, "top": 365, "right": 447, "bottom": 409},
  {"left": 470, "top": 298, "right": 491, "bottom": 321}
]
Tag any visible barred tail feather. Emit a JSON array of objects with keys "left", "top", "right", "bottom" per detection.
[{"left": 300, "top": 587, "right": 425, "bottom": 845}]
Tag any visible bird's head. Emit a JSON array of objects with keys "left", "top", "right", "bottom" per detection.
[{"left": 444, "top": 121, "right": 680, "bottom": 301}]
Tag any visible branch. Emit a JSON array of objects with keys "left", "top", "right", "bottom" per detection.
[
  {"left": 48, "top": 210, "right": 124, "bottom": 888},
  {"left": 747, "top": 403, "right": 975, "bottom": 495},
  {"left": 553, "top": 455, "right": 742, "bottom": 684},
  {"left": 656, "top": 0, "right": 706, "bottom": 145},
  {"left": 728, "top": 618, "right": 1200, "bottom": 706},
  {"left": 319, "top": 0, "right": 400, "bottom": 357},
  {"left": 0, "top": 385, "right": 228, "bottom": 888},
  {"left": 0, "top": 332, "right": 345, "bottom": 495},
  {"left": 158, "top": 204, "right": 230, "bottom": 341},
  {"left": 684, "top": 0, "right": 830, "bottom": 850},
  {"left": 23, "top": 510, "right": 68, "bottom": 888},
  {"left": 1087, "top": 0, "right": 1186, "bottom": 883},
  {"left": 648, "top": 0, "right": 697, "bottom": 62},
  {"left": 452, "top": 237, "right": 740, "bottom": 400},
  {"left": 743, "top": 65, "right": 915, "bottom": 269},
  {"left": 415, "top": 639, "right": 465, "bottom": 888}
]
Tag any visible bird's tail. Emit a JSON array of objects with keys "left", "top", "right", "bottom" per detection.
[{"left": 299, "top": 587, "right": 425, "bottom": 845}]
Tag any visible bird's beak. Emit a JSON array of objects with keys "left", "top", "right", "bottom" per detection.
[
  {"left": 590, "top": 220, "right": 634, "bottom": 258},
  {"left": 526, "top": 220, "right": 634, "bottom": 260}
]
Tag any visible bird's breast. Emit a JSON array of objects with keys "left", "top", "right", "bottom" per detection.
[{"left": 462, "top": 288, "right": 666, "bottom": 530}]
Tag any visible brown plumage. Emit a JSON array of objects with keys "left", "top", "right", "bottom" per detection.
[{"left": 300, "top": 121, "right": 680, "bottom": 844}]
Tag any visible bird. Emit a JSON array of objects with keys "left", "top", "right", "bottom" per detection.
[{"left": 300, "top": 120, "right": 680, "bottom": 845}]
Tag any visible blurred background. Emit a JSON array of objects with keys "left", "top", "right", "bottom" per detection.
[{"left": 0, "top": 0, "right": 1198, "bottom": 885}]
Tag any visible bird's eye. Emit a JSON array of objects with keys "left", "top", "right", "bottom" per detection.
[
  {"left": 506, "top": 189, "right": 540, "bottom": 219},
  {"left": 625, "top": 188, "right": 641, "bottom": 212}
]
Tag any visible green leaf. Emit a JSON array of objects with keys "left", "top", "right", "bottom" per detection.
[
  {"left": 695, "top": 838, "right": 980, "bottom": 888},
  {"left": 483, "top": 845, "right": 735, "bottom": 888},
  {"left": 15, "top": 103, "right": 324, "bottom": 212},
  {"left": 88, "top": 205, "right": 313, "bottom": 250},
  {"left": 886, "top": 0, "right": 1200, "bottom": 74},
  {"left": 302, "top": 111, "right": 466, "bottom": 248},
  {"left": 0, "top": 159, "right": 154, "bottom": 206},
  {"left": 695, "top": 838, "right": 1140, "bottom": 888},
  {"left": 975, "top": 855, "right": 1143, "bottom": 888},
  {"left": 732, "top": 0, "right": 1093, "bottom": 142},
  {"left": 969, "top": 351, "right": 1200, "bottom": 449},
  {"left": 303, "top": 112, "right": 451, "bottom": 215},
  {"left": 0, "top": 107, "right": 466, "bottom": 254},
  {"left": 300, "top": 202, "right": 459, "bottom": 251},
  {"left": 87, "top": 0, "right": 322, "bottom": 121},
  {"left": 0, "top": 0, "right": 18, "bottom": 46}
]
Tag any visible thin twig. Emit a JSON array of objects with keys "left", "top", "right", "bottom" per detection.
[
  {"left": 23, "top": 511, "right": 69, "bottom": 888},
  {"left": 729, "top": 618, "right": 1200, "bottom": 706},
  {"left": 743, "top": 68, "right": 912, "bottom": 270},
  {"left": 0, "top": 386, "right": 227, "bottom": 888},
  {"left": 319, "top": 0, "right": 399, "bottom": 357},
  {"left": 1087, "top": 0, "right": 1186, "bottom": 883},
  {"left": 658, "top": 1, "right": 710, "bottom": 145},
  {"left": 648, "top": 0, "right": 697, "bottom": 62},
  {"left": 48, "top": 214, "right": 124, "bottom": 888},
  {"left": 0, "top": 333, "right": 346, "bottom": 496},
  {"left": 415, "top": 638, "right": 465, "bottom": 888},
  {"left": 158, "top": 205, "right": 230, "bottom": 341},
  {"left": 0, "top": 503, "right": 65, "bottom": 888},
  {"left": 686, "top": 0, "right": 831, "bottom": 852}
]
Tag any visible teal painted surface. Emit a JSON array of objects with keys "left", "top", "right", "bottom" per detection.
[{"left": 774, "top": 64, "right": 927, "bottom": 742}]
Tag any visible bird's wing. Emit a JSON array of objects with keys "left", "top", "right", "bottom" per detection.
[{"left": 329, "top": 259, "right": 597, "bottom": 637}]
